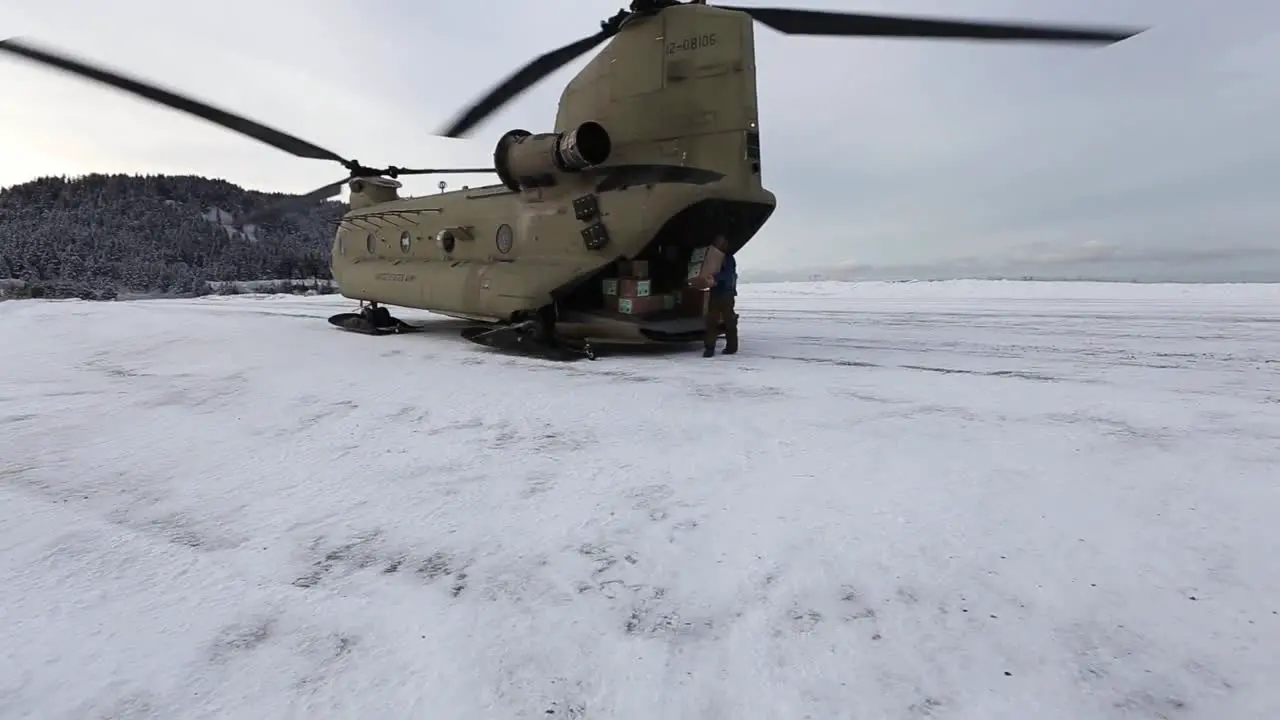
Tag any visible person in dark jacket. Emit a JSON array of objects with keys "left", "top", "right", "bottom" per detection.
[{"left": 703, "top": 235, "right": 738, "bottom": 357}]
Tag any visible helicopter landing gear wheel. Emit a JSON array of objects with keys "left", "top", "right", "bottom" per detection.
[
  {"left": 327, "top": 302, "right": 420, "bottom": 335},
  {"left": 363, "top": 303, "right": 394, "bottom": 329}
]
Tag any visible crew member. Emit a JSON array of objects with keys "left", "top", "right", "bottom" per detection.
[{"left": 703, "top": 236, "right": 738, "bottom": 357}]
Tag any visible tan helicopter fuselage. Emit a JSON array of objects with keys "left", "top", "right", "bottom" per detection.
[{"left": 330, "top": 4, "right": 776, "bottom": 339}]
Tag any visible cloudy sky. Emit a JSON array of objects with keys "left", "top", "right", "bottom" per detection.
[{"left": 3, "top": 0, "right": 1278, "bottom": 276}]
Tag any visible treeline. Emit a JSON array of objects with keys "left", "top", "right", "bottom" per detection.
[{"left": 0, "top": 173, "right": 346, "bottom": 299}]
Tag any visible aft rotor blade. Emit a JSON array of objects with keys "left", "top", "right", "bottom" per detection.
[
  {"left": 439, "top": 30, "right": 613, "bottom": 138},
  {"left": 0, "top": 37, "right": 354, "bottom": 164},
  {"left": 236, "top": 178, "right": 350, "bottom": 226},
  {"left": 722, "top": 7, "right": 1143, "bottom": 44}
]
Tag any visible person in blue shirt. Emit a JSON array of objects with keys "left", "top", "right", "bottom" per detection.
[{"left": 703, "top": 235, "right": 739, "bottom": 357}]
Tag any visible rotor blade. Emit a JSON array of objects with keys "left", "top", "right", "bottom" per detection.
[
  {"left": 390, "top": 167, "right": 496, "bottom": 176},
  {"left": 439, "top": 29, "right": 613, "bottom": 138},
  {"left": 0, "top": 37, "right": 354, "bottom": 164},
  {"left": 721, "top": 7, "right": 1143, "bottom": 44},
  {"left": 236, "top": 179, "right": 350, "bottom": 226}
]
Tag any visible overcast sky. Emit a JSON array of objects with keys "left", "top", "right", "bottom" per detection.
[{"left": 3, "top": 0, "right": 1278, "bottom": 275}]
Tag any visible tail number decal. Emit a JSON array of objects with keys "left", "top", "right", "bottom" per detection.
[{"left": 668, "top": 33, "right": 717, "bottom": 55}]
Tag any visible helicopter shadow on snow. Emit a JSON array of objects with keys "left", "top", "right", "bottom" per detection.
[
  {"left": 588, "top": 343, "right": 697, "bottom": 360},
  {"left": 463, "top": 339, "right": 697, "bottom": 366},
  {"left": 324, "top": 317, "right": 675, "bottom": 364},
  {"left": 354, "top": 318, "right": 484, "bottom": 356}
]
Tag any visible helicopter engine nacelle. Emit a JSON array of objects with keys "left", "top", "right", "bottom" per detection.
[{"left": 493, "top": 121, "right": 611, "bottom": 192}]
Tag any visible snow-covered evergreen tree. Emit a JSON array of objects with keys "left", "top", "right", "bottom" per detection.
[{"left": 0, "top": 173, "right": 346, "bottom": 299}]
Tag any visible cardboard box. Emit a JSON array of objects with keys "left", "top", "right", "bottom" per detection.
[
  {"left": 618, "top": 278, "right": 651, "bottom": 297},
  {"left": 619, "top": 260, "right": 649, "bottom": 279},
  {"left": 686, "top": 246, "right": 726, "bottom": 284},
  {"left": 701, "top": 246, "right": 725, "bottom": 277},
  {"left": 605, "top": 294, "right": 667, "bottom": 314},
  {"left": 677, "top": 288, "right": 707, "bottom": 315},
  {"left": 602, "top": 278, "right": 619, "bottom": 296},
  {"left": 617, "top": 295, "right": 667, "bottom": 315}
]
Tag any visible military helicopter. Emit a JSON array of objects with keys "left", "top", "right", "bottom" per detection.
[{"left": 0, "top": 1, "right": 1143, "bottom": 360}]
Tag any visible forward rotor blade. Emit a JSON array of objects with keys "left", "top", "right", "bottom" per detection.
[
  {"left": 390, "top": 167, "right": 496, "bottom": 176},
  {"left": 439, "top": 30, "right": 613, "bottom": 138},
  {"left": 236, "top": 178, "right": 350, "bottom": 226},
  {"left": 0, "top": 37, "right": 354, "bottom": 164},
  {"left": 721, "top": 7, "right": 1143, "bottom": 44}
]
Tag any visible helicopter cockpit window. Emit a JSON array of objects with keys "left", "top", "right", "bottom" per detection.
[
  {"left": 436, "top": 230, "right": 456, "bottom": 254},
  {"left": 365, "top": 233, "right": 376, "bottom": 254}
]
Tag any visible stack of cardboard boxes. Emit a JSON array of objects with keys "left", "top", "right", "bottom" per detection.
[
  {"left": 602, "top": 260, "right": 676, "bottom": 315},
  {"left": 600, "top": 246, "right": 726, "bottom": 318}
]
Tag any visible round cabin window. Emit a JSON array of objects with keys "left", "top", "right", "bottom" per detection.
[
  {"left": 495, "top": 224, "right": 513, "bottom": 254},
  {"left": 365, "top": 233, "right": 376, "bottom": 254},
  {"left": 399, "top": 230, "right": 411, "bottom": 253},
  {"left": 436, "top": 229, "right": 456, "bottom": 254}
]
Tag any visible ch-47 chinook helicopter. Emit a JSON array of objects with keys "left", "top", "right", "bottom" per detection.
[{"left": 1, "top": 1, "right": 1143, "bottom": 360}]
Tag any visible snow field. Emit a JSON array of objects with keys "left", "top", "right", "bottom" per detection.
[{"left": 1, "top": 280, "right": 1277, "bottom": 719}]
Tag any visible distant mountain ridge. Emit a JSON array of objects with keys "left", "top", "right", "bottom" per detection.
[{"left": 0, "top": 173, "right": 346, "bottom": 299}]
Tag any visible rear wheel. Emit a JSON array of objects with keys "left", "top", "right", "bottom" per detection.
[{"left": 363, "top": 304, "right": 394, "bottom": 328}]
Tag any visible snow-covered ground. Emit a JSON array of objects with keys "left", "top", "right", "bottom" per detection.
[{"left": 1, "top": 280, "right": 1277, "bottom": 719}]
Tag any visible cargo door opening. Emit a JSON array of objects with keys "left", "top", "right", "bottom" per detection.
[
  {"left": 561, "top": 252, "right": 704, "bottom": 322},
  {"left": 559, "top": 198, "right": 773, "bottom": 320}
]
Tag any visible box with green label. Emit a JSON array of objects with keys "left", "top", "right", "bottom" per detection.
[
  {"left": 617, "top": 295, "right": 667, "bottom": 315},
  {"left": 686, "top": 246, "right": 725, "bottom": 287},
  {"left": 618, "top": 278, "right": 651, "bottom": 297}
]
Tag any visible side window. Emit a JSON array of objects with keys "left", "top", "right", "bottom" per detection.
[{"left": 436, "top": 230, "right": 456, "bottom": 255}]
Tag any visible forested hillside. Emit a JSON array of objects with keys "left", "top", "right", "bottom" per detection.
[{"left": 0, "top": 173, "right": 345, "bottom": 299}]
